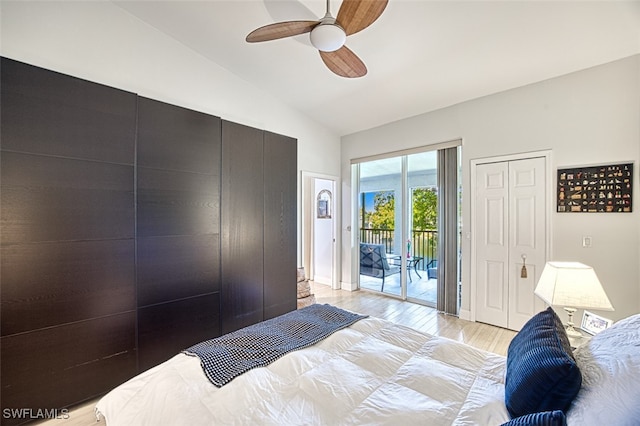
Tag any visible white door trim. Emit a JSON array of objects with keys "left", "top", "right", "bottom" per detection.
[
  {"left": 302, "top": 171, "right": 341, "bottom": 289},
  {"left": 468, "top": 150, "right": 553, "bottom": 323}
]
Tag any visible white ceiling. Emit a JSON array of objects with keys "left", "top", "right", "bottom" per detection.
[{"left": 114, "top": 0, "right": 640, "bottom": 137}]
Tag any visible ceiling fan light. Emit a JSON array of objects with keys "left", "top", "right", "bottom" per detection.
[{"left": 310, "top": 24, "right": 346, "bottom": 52}]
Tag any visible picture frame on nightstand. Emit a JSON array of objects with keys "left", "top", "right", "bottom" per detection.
[{"left": 581, "top": 310, "right": 613, "bottom": 335}]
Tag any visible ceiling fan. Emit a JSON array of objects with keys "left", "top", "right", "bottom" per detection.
[{"left": 246, "top": 0, "right": 388, "bottom": 78}]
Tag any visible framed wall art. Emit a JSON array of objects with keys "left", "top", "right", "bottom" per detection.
[
  {"left": 557, "top": 162, "right": 633, "bottom": 213},
  {"left": 317, "top": 189, "right": 332, "bottom": 219}
]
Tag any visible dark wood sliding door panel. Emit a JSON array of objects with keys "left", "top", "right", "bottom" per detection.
[
  {"left": 137, "top": 234, "right": 220, "bottom": 307},
  {"left": 0, "top": 312, "right": 136, "bottom": 424},
  {"left": 138, "top": 293, "right": 221, "bottom": 372},
  {"left": 0, "top": 57, "right": 136, "bottom": 164},
  {"left": 135, "top": 97, "right": 221, "bottom": 371},
  {"left": 221, "top": 121, "right": 265, "bottom": 334},
  {"left": 0, "top": 239, "right": 135, "bottom": 336},
  {"left": 0, "top": 57, "right": 137, "bottom": 419},
  {"left": 263, "top": 131, "right": 298, "bottom": 320}
]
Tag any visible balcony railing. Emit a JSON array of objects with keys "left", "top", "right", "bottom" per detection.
[{"left": 360, "top": 228, "right": 437, "bottom": 270}]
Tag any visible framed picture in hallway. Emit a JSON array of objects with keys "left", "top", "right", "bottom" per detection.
[{"left": 317, "top": 189, "right": 332, "bottom": 219}]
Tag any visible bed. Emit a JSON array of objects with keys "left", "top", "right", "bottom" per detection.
[{"left": 95, "top": 304, "right": 640, "bottom": 425}]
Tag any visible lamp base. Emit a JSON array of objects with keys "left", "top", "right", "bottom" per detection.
[
  {"left": 563, "top": 306, "right": 582, "bottom": 338},
  {"left": 565, "top": 324, "right": 582, "bottom": 338}
]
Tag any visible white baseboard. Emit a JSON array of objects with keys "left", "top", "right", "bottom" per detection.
[
  {"left": 340, "top": 281, "right": 358, "bottom": 291},
  {"left": 313, "top": 276, "right": 332, "bottom": 286},
  {"left": 459, "top": 309, "right": 472, "bottom": 321}
]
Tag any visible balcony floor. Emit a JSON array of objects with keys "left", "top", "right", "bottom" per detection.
[{"left": 359, "top": 269, "right": 437, "bottom": 306}]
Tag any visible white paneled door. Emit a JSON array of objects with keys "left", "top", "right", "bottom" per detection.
[{"left": 475, "top": 157, "right": 547, "bottom": 331}]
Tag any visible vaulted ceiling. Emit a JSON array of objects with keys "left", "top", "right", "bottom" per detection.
[{"left": 114, "top": 0, "right": 640, "bottom": 136}]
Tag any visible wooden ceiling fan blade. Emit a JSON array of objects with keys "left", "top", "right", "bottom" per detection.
[
  {"left": 246, "top": 20, "right": 318, "bottom": 43},
  {"left": 319, "top": 46, "right": 367, "bottom": 78},
  {"left": 336, "top": 0, "right": 388, "bottom": 36}
]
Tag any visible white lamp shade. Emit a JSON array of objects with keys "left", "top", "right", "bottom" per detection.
[
  {"left": 534, "top": 261, "right": 614, "bottom": 311},
  {"left": 310, "top": 24, "right": 346, "bottom": 52}
]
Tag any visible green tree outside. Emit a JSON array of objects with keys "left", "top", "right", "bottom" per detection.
[
  {"left": 411, "top": 188, "right": 438, "bottom": 230},
  {"left": 411, "top": 187, "right": 438, "bottom": 262},
  {"left": 367, "top": 188, "right": 437, "bottom": 230},
  {"left": 369, "top": 191, "right": 395, "bottom": 229},
  {"left": 365, "top": 187, "right": 438, "bottom": 262}
]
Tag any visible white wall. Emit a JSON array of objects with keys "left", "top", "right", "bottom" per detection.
[
  {"left": 342, "top": 55, "right": 640, "bottom": 322},
  {"left": 0, "top": 1, "right": 342, "bottom": 265}
]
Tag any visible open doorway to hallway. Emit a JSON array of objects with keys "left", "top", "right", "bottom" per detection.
[{"left": 302, "top": 172, "right": 339, "bottom": 289}]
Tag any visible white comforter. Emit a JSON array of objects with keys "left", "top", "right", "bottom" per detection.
[{"left": 96, "top": 316, "right": 510, "bottom": 425}]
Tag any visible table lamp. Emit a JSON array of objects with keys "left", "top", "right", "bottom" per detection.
[{"left": 534, "top": 261, "right": 614, "bottom": 337}]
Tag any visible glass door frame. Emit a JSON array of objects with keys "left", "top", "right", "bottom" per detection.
[
  {"left": 353, "top": 157, "right": 407, "bottom": 301},
  {"left": 400, "top": 156, "right": 408, "bottom": 301}
]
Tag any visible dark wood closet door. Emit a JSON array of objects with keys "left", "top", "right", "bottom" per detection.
[
  {"left": 221, "top": 121, "right": 265, "bottom": 334},
  {"left": 263, "top": 131, "right": 298, "bottom": 320},
  {"left": 0, "top": 57, "right": 137, "bottom": 421},
  {"left": 136, "top": 97, "right": 222, "bottom": 369}
]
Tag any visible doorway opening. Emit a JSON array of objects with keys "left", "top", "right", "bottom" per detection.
[{"left": 302, "top": 172, "right": 339, "bottom": 290}]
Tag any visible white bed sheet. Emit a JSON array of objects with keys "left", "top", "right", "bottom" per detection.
[{"left": 96, "top": 316, "right": 510, "bottom": 425}]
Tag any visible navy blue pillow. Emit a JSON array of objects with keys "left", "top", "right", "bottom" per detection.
[
  {"left": 501, "top": 410, "right": 567, "bottom": 426},
  {"left": 505, "top": 307, "right": 582, "bottom": 418}
]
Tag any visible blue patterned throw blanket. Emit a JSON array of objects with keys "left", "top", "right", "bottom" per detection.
[{"left": 183, "top": 304, "right": 367, "bottom": 387}]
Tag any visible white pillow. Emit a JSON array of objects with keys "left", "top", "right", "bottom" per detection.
[{"left": 566, "top": 313, "right": 640, "bottom": 425}]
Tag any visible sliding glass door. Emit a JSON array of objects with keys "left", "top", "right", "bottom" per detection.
[
  {"left": 355, "top": 146, "right": 459, "bottom": 311},
  {"left": 358, "top": 157, "right": 402, "bottom": 297},
  {"left": 406, "top": 151, "right": 438, "bottom": 304}
]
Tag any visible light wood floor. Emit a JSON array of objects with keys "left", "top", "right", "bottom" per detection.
[
  {"left": 311, "top": 282, "right": 516, "bottom": 356},
  {"left": 37, "top": 283, "right": 516, "bottom": 425}
]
